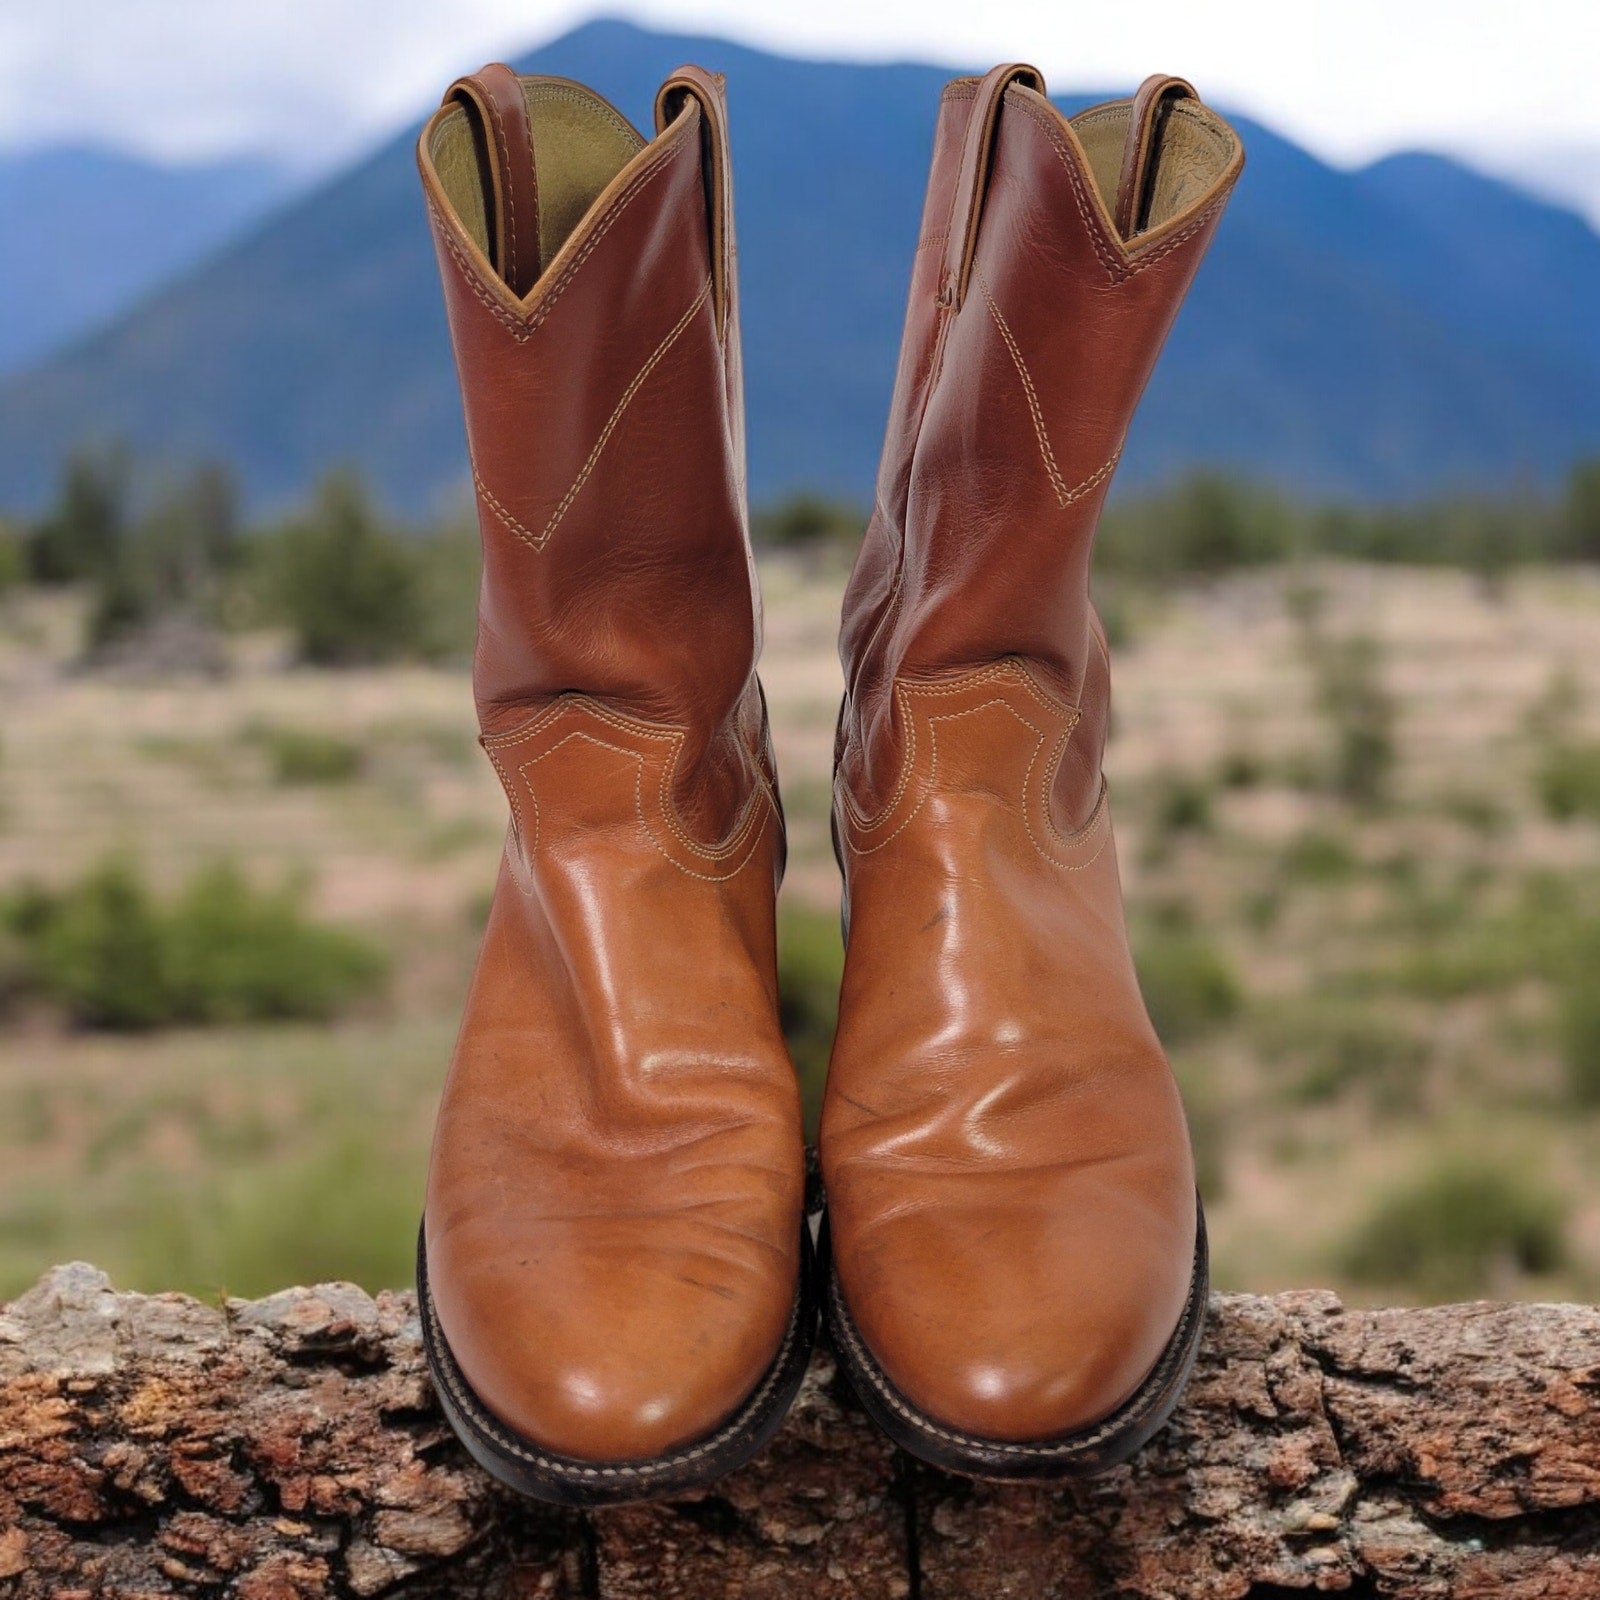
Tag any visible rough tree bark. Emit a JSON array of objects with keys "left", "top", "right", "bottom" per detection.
[{"left": 0, "top": 1264, "right": 1595, "bottom": 1598}]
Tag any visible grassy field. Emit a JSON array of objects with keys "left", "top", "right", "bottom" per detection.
[{"left": 2, "top": 554, "right": 1599, "bottom": 1306}]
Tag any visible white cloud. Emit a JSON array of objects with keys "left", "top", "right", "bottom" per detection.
[{"left": 0, "top": 0, "right": 1596, "bottom": 185}]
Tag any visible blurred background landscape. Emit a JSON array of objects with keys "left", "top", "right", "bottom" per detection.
[{"left": 2, "top": 8, "right": 1599, "bottom": 1311}]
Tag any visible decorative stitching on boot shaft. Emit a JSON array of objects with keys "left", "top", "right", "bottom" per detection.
[
  {"left": 481, "top": 696, "right": 776, "bottom": 885},
  {"left": 472, "top": 276, "right": 713, "bottom": 552},
  {"left": 975, "top": 270, "right": 1123, "bottom": 510}
]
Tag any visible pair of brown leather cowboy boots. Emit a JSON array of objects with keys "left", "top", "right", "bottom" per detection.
[{"left": 415, "top": 56, "right": 1243, "bottom": 1505}]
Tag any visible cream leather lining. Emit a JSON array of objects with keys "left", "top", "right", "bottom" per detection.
[
  {"left": 1071, "top": 99, "right": 1238, "bottom": 234},
  {"left": 429, "top": 80, "right": 646, "bottom": 274}
]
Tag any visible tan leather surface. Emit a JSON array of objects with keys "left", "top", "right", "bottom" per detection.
[
  {"left": 824, "top": 70, "right": 1242, "bottom": 1443},
  {"left": 417, "top": 67, "right": 803, "bottom": 1464}
]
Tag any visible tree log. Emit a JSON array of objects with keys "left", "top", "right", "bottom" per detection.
[{"left": 0, "top": 1264, "right": 1595, "bottom": 1598}]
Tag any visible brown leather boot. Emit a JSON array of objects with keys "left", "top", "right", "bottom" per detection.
[
  {"left": 414, "top": 63, "right": 811, "bottom": 1505},
  {"left": 821, "top": 67, "right": 1244, "bottom": 1479}
]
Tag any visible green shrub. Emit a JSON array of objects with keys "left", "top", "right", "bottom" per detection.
[
  {"left": 251, "top": 725, "right": 364, "bottom": 785},
  {"left": 8, "top": 857, "right": 385, "bottom": 1030},
  {"left": 84, "top": 464, "right": 241, "bottom": 653},
  {"left": 1379, "top": 872, "right": 1596, "bottom": 1001},
  {"left": 1091, "top": 586, "right": 1135, "bottom": 651},
  {"left": 1241, "top": 887, "right": 1284, "bottom": 932},
  {"left": 163, "top": 864, "right": 387, "bottom": 1024},
  {"left": 1566, "top": 457, "right": 1600, "bottom": 561},
  {"left": 122, "top": 1134, "right": 419, "bottom": 1298},
  {"left": 1255, "top": 1000, "right": 1427, "bottom": 1110},
  {"left": 751, "top": 495, "right": 864, "bottom": 550},
  {"left": 1305, "top": 632, "right": 1397, "bottom": 806},
  {"left": 1340, "top": 1160, "right": 1566, "bottom": 1300},
  {"left": 264, "top": 473, "right": 424, "bottom": 666},
  {"left": 1536, "top": 741, "right": 1600, "bottom": 823},
  {"left": 0, "top": 524, "right": 25, "bottom": 595},
  {"left": 26, "top": 447, "right": 129, "bottom": 585},
  {"left": 1149, "top": 770, "right": 1214, "bottom": 836},
  {"left": 777, "top": 905, "right": 842, "bottom": 1135},
  {"left": 1558, "top": 938, "right": 1600, "bottom": 1107},
  {"left": 411, "top": 517, "right": 481, "bottom": 661},
  {"left": 1100, "top": 474, "right": 1297, "bottom": 578},
  {"left": 1217, "top": 749, "right": 1265, "bottom": 790},
  {"left": 1171, "top": 1057, "right": 1229, "bottom": 1198},
  {"left": 1135, "top": 925, "right": 1241, "bottom": 1047},
  {"left": 1436, "top": 788, "right": 1509, "bottom": 837},
  {"left": 1528, "top": 668, "right": 1584, "bottom": 744},
  {"left": 32, "top": 859, "right": 171, "bottom": 1029},
  {"left": 1281, "top": 827, "right": 1358, "bottom": 884}
]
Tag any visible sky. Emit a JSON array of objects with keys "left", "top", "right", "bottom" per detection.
[{"left": 2, "top": 0, "right": 1598, "bottom": 218}]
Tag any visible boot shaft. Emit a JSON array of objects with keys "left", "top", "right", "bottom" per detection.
[
  {"left": 840, "top": 67, "right": 1243, "bottom": 814},
  {"left": 418, "top": 70, "right": 764, "bottom": 822}
]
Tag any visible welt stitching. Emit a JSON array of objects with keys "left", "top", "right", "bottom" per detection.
[
  {"left": 573, "top": 699, "right": 763, "bottom": 860},
  {"left": 484, "top": 743, "right": 531, "bottom": 868},
  {"left": 912, "top": 689, "right": 1096, "bottom": 871},
  {"left": 829, "top": 1234, "right": 1203, "bottom": 1457},
  {"left": 952, "top": 695, "right": 1102, "bottom": 871},
  {"left": 836, "top": 491, "right": 910, "bottom": 776},
  {"left": 1064, "top": 451, "right": 1121, "bottom": 507},
  {"left": 1021, "top": 735, "right": 1110, "bottom": 870},
  {"left": 481, "top": 700, "right": 570, "bottom": 884},
  {"left": 977, "top": 273, "right": 1128, "bottom": 510},
  {"left": 839, "top": 680, "right": 915, "bottom": 833},
  {"left": 1122, "top": 195, "right": 1229, "bottom": 270},
  {"left": 503, "top": 139, "right": 679, "bottom": 325},
  {"left": 424, "top": 1244, "right": 803, "bottom": 1479}
]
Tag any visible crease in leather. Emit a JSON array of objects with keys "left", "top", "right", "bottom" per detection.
[
  {"left": 823, "top": 70, "right": 1242, "bottom": 1445},
  {"left": 837, "top": 80, "right": 1243, "bottom": 826},
  {"left": 417, "top": 64, "right": 801, "bottom": 1467},
  {"left": 483, "top": 696, "right": 777, "bottom": 888}
]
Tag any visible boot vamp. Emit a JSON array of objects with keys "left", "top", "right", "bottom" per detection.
[
  {"left": 427, "top": 709, "right": 802, "bottom": 1464},
  {"left": 825, "top": 674, "right": 1195, "bottom": 1443}
]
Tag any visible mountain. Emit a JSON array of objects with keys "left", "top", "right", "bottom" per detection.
[
  {"left": 0, "top": 18, "right": 1597, "bottom": 514},
  {"left": 0, "top": 145, "right": 293, "bottom": 376}
]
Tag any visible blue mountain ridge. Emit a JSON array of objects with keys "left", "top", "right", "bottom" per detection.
[
  {"left": 0, "top": 16, "right": 1595, "bottom": 514},
  {"left": 0, "top": 145, "right": 292, "bottom": 377}
]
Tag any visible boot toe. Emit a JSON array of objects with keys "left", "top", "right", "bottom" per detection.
[
  {"left": 430, "top": 1224, "right": 796, "bottom": 1464},
  {"left": 839, "top": 1189, "right": 1195, "bottom": 1444}
]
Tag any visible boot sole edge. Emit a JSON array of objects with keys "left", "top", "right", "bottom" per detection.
[
  {"left": 821, "top": 1205, "right": 1209, "bottom": 1481},
  {"left": 417, "top": 1218, "right": 817, "bottom": 1507}
]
